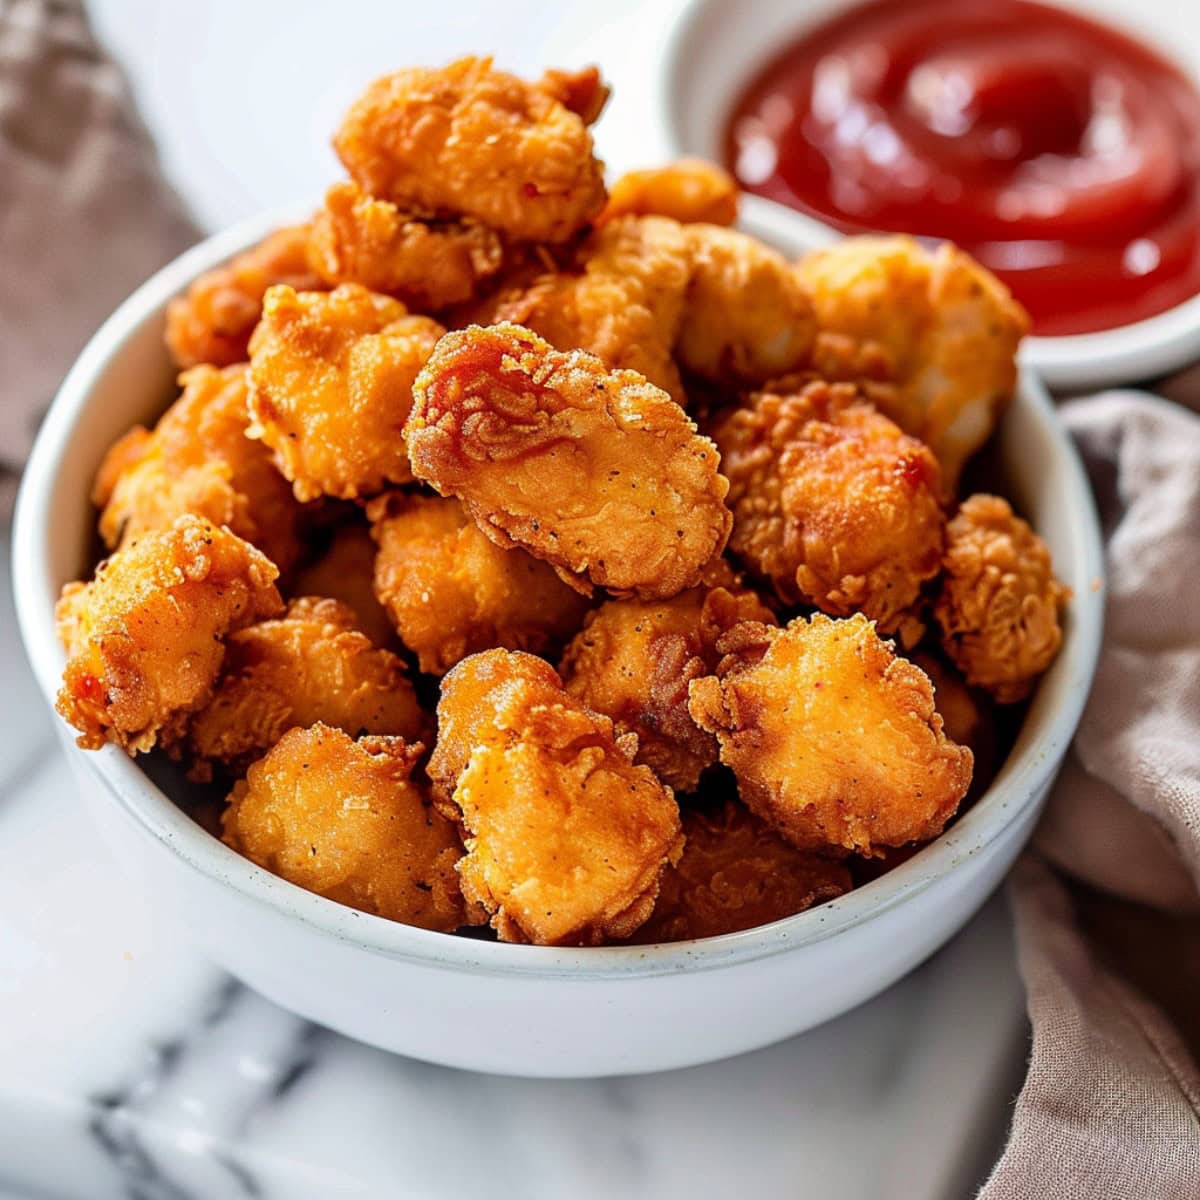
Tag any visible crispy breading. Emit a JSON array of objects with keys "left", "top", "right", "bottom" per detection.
[
  {"left": 246, "top": 284, "right": 443, "bottom": 501},
  {"left": 333, "top": 56, "right": 607, "bottom": 243},
  {"left": 934, "top": 494, "right": 1067, "bottom": 703},
  {"left": 710, "top": 379, "right": 944, "bottom": 630},
  {"left": 55, "top": 516, "right": 282, "bottom": 753},
  {"left": 796, "top": 236, "right": 1028, "bottom": 492},
  {"left": 306, "top": 181, "right": 503, "bottom": 311},
  {"left": 492, "top": 218, "right": 813, "bottom": 401},
  {"left": 631, "top": 798, "right": 852, "bottom": 943},
  {"left": 290, "top": 520, "right": 396, "bottom": 649},
  {"left": 599, "top": 159, "right": 739, "bottom": 227},
  {"left": 93, "top": 364, "right": 304, "bottom": 575},
  {"left": 188, "top": 597, "right": 426, "bottom": 773},
  {"left": 559, "top": 561, "right": 774, "bottom": 792},
  {"left": 677, "top": 223, "right": 815, "bottom": 384},
  {"left": 223, "top": 724, "right": 473, "bottom": 930},
  {"left": 688, "top": 613, "right": 973, "bottom": 855},
  {"left": 368, "top": 492, "right": 589, "bottom": 675},
  {"left": 429, "top": 649, "right": 684, "bottom": 945},
  {"left": 535, "top": 65, "right": 611, "bottom": 124},
  {"left": 165, "top": 225, "right": 321, "bottom": 368},
  {"left": 406, "top": 322, "right": 731, "bottom": 599},
  {"left": 492, "top": 215, "right": 691, "bottom": 400}
]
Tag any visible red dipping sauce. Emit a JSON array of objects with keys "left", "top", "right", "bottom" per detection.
[{"left": 724, "top": 0, "right": 1200, "bottom": 335}]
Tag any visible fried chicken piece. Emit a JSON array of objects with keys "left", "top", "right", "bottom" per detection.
[
  {"left": 710, "top": 379, "right": 945, "bottom": 631},
  {"left": 188, "top": 596, "right": 426, "bottom": 773},
  {"left": 535, "top": 65, "right": 611, "bottom": 124},
  {"left": 631, "top": 799, "right": 852, "bottom": 943},
  {"left": 492, "top": 215, "right": 691, "bottom": 400},
  {"left": 796, "top": 236, "right": 1028, "bottom": 492},
  {"left": 290, "top": 521, "right": 395, "bottom": 648},
  {"left": 677, "top": 223, "right": 815, "bottom": 384},
  {"left": 406, "top": 322, "right": 731, "bottom": 599},
  {"left": 688, "top": 613, "right": 973, "bottom": 855},
  {"left": 559, "top": 561, "right": 773, "bottom": 792},
  {"left": 368, "top": 492, "right": 589, "bottom": 675},
  {"left": 909, "top": 650, "right": 999, "bottom": 791},
  {"left": 429, "top": 649, "right": 683, "bottom": 945},
  {"left": 55, "top": 516, "right": 282, "bottom": 753},
  {"left": 93, "top": 364, "right": 304, "bottom": 576},
  {"left": 599, "top": 159, "right": 739, "bottom": 226},
  {"left": 165, "top": 225, "right": 321, "bottom": 368},
  {"left": 306, "top": 181, "right": 503, "bottom": 311},
  {"left": 247, "top": 284, "right": 443, "bottom": 501},
  {"left": 333, "top": 56, "right": 607, "bottom": 244},
  {"left": 223, "top": 724, "right": 473, "bottom": 930},
  {"left": 934, "top": 494, "right": 1067, "bottom": 703}
]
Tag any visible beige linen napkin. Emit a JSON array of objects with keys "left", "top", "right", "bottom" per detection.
[
  {"left": 980, "top": 394, "right": 1200, "bottom": 1199},
  {"left": 5, "top": 3, "right": 1200, "bottom": 1192},
  {"left": 0, "top": 0, "right": 197, "bottom": 514}
]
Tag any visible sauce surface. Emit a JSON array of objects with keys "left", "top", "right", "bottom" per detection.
[{"left": 725, "top": 0, "right": 1200, "bottom": 334}]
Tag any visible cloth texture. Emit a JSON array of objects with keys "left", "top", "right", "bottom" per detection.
[
  {"left": 0, "top": 0, "right": 198, "bottom": 512},
  {"left": 2, "top": 3, "right": 1199, "bottom": 1194}
]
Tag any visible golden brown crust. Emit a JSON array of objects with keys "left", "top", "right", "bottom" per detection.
[
  {"left": 94, "top": 364, "right": 304, "bottom": 576},
  {"left": 710, "top": 379, "right": 945, "bottom": 630},
  {"left": 676, "top": 224, "right": 816, "bottom": 384},
  {"left": 306, "top": 181, "right": 503, "bottom": 311},
  {"left": 934, "top": 494, "right": 1068, "bottom": 703},
  {"left": 406, "top": 322, "right": 731, "bottom": 600},
  {"left": 333, "top": 56, "right": 607, "bottom": 243},
  {"left": 796, "top": 236, "right": 1028, "bottom": 493},
  {"left": 55, "top": 516, "right": 283, "bottom": 753},
  {"left": 491, "top": 215, "right": 691, "bottom": 401},
  {"left": 429, "top": 649, "right": 684, "bottom": 945},
  {"left": 559, "top": 561, "right": 774, "bottom": 792},
  {"left": 367, "top": 492, "right": 589, "bottom": 675},
  {"left": 165, "top": 226, "right": 321, "bottom": 368},
  {"left": 223, "top": 724, "right": 476, "bottom": 930},
  {"left": 289, "top": 521, "right": 396, "bottom": 649},
  {"left": 598, "top": 159, "right": 739, "bottom": 227},
  {"left": 687, "top": 613, "right": 973, "bottom": 855},
  {"left": 630, "top": 799, "right": 852, "bottom": 943},
  {"left": 247, "top": 284, "right": 444, "bottom": 501},
  {"left": 187, "top": 596, "right": 426, "bottom": 773}
]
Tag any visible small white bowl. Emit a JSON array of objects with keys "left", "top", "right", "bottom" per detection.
[
  {"left": 661, "top": 0, "right": 1200, "bottom": 390},
  {"left": 12, "top": 209, "right": 1104, "bottom": 1078}
]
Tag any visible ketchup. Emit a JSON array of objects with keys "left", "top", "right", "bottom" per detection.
[{"left": 724, "top": 0, "right": 1200, "bottom": 335}]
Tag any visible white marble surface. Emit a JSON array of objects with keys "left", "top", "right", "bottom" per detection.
[{"left": 0, "top": 4, "right": 1030, "bottom": 1195}]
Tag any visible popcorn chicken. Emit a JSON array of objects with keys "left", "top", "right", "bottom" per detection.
[
  {"left": 334, "top": 57, "right": 607, "bottom": 243},
  {"left": 188, "top": 597, "right": 426, "bottom": 774},
  {"left": 559, "top": 562, "right": 774, "bottom": 792},
  {"left": 429, "top": 649, "right": 684, "bottom": 945},
  {"left": 688, "top": 614, "right": 973, "bottom": 855},
  {"left": 796, "top": 236, "right": 1028, "bottom": 492},
  {"left": 247, "top": 284, "right": 443, "bottom": 501},
  {"left": 93, "top": 363, "right": 304, "bottom": 575},
  {"left": 599, "top": 159, "right": 739, "bottom": 227},
  {"left": 55, "top": 516, "right": 282, "bottom": 753},
  {"left": 631, "top": 799, "right": 852, "bottom": 943},
  {"left": 307, "top": 181, "right": 503, "bottom": 311},
  {"left": 934, "top": 494, "right": 1068, "bottom": 702},
  {"left": 368, "top": 492, "right": 589, "bottom": 675},
  {"left": 406, "top": 322, "right": 731, "bottom": 599},
  {"left": 165, "top": 225, "right": 321, "bottom": 368},
  {"left": 710, "top": 378, "right": 944, "bottom": 631},
  {"left": 223, "top": 724, "right": 473, "bottom": 930}
]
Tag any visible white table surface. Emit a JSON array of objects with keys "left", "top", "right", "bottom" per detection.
[{"left": 0, "top": 3, "right": 1029, "bottom": 1195}]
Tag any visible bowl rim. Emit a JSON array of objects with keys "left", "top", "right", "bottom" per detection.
[
  {"left": 658, "top": 0, "right": 1200, "bottom": 391},
  {"left": 12, "top": 206, "right": 1105, "bottom": 981}
]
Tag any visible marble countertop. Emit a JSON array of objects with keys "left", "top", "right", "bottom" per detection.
[{"left": 0, "top": 4, "right": 1029, "bottom": 1194}]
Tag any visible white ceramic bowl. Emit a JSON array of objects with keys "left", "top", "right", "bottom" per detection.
[
  {"left": 662, "top": 0, "right": 1200, "bottom": 390},
  {"left": 12, "top": 209, "right": 1104, "bottom": 1078}
]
